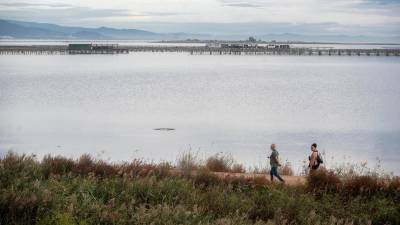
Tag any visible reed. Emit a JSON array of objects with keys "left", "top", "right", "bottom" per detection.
[{"left": 0, "top": 151, "right": 399, "bottom": 225}]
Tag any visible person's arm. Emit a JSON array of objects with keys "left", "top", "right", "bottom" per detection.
[{"left": 276, "top": 152, "right": 282, "bottom": 166}]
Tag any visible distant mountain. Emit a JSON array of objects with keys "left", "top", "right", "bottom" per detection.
[
  {"left": 0, "top": 19, "right": 399, "bottom": 43},
  {"left": 0, "top": 19, "right": 186, "bottom": 40},
  {"left": 257, "top": 33, "right": 400, "bottom": 43},
  {"left": 0, "top": 20, "right": 66, "bottom": 39}
]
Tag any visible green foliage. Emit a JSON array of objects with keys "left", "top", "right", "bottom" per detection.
[
  {"left": 306, "top": 168, "right": 341, "bottom": 193},
  {"left": 0, "top": 151, "right": 399, "bottom": 225},
  {"left": 176, "top": 151, "right": 199, "bottom": 177},
  {"left": 38, "top": 212, "right": 88, "bottom": 225}
]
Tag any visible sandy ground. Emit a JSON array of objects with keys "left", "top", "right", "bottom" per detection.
[
  {"left": 170, "top": 169, "right": 307, "bottom": 186},
  {"left": 212, "top": 171, "right": 306, "bottom": 186}
]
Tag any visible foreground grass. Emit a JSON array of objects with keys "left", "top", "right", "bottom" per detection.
[{"left": 0, "top": 152, "right": 399, "bottom": 225}]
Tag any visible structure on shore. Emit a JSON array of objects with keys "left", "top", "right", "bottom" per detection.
[
  {"left": 0, "top": 44, "right": 399, "bottom": 56},
  {"left": 0, "top": 43, "right": 129, "bottom": 55},
  {"left": 67, "top": 44, "right": 129, "bottom": 54}
]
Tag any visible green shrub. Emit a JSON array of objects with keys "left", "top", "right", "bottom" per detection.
[
  {"left": 176, "top": 151, "right": 199, "bottom": 177},
  {"left": 42, "top": 154, "right": 74, "bottom": 177},
  {"left": 343, "top": 175, "right": 382, "bottom": 196},
  {"left": 306, "top": 168, "right": 342, "bottom": 193},
  {"left": 1, "top": 152, "right": 399, "bottom": 225}
]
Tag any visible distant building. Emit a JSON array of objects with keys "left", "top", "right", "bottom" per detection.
[
  {"left": 68, "top": 44, "right": 120, "bottom": 51},
  {"left": 67, "top": 43, "right": 128, "bottom": 54},
  {"left": 68, "top": 44, "right": 92, "bottom": 50},
  {"left": 206, "top": 42, "right": 258, "bottom": 48},
  {"left": 267, "top": 44, "right": 290, "bottom": 49},
  {"left": 206, "top": 42, "right": 222, "bottom": 48}
]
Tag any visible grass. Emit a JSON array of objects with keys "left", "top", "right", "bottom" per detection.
[
  {"left": 205, "top": 153, "right": 246, "bottom": 173},
  {"left": 1, "top": 151, "right": 399, "bottom": 225}
]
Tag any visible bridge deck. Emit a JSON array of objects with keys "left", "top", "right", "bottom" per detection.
[{"left": 0, "top": 45, "right": 399, "bottom": 56}]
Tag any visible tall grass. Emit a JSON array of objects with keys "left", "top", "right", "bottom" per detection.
[
  {"left": 1, "top": 151, "right": 399, "bottom": 225},
  {"left": 176, "top": 151, "right": 200, "bottom": 177},
  {"left": 205, "top": 153, "right": 246, "bottom": 173},
  {"left": 278, "top": 160, "right": 294, "bottom": 176}
]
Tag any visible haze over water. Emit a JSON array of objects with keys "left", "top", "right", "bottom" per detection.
[{"left": 0, "top": 52, "right": 399, "bottom": 174}]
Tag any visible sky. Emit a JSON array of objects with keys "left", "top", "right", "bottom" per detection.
[{"left": 0, "top": 0, "right": 400, "bottom": 36}]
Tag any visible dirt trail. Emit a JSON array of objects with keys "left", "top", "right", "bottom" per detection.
[
  {"left": 212, "top": 171, "right": 306, "bottom": 186},
  {"left": 170, "top": 169, "right": 307, "bottom": 186}
]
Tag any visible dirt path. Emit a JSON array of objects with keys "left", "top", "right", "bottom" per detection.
[
  {"left": 170, "top": 169, "right": 307, "bottom": 186},
  {"left": 212, "top": 171, "right": 306, "bottom": 186}
]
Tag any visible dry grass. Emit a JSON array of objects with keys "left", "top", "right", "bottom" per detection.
[
  {"left": 278, "top": 161, "right": 294, "bottom": 176},
  {"left": 231, "top": 163, "right": 246, "bottom": 173},
  {"left": 206, "top": 154, "right": 233, "bottom": 172},
  {"left": 306, "top": 167, "right": 400, "bottom": 199},
  {"left": 343, "top": 175, "right": 384, "bottom": 196},
  {"left": 1, "top": 151, "right": 400, "bottom": 225},
  {"left": 176, "top": 151, "right": 199, "bottom": 177},
  {"left": 205, "top": 154, "right": 246, "bottom": 173},
  {"left": 306, "top": 168, "right": 342, "bottom": 193},
  {"left": 42, "top": 154, "right": 74, "bottom": 177},
  {"left": 192, "top": 168, "right": 221, "bottom": 188}
]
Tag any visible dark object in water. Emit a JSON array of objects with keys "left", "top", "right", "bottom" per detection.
[{"left": 154, "top": 128, "right": 175, "bottom": 131}]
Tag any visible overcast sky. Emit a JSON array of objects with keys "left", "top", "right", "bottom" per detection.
[{"left": 1, "top": 0, "right": 399, "bottom": 36}]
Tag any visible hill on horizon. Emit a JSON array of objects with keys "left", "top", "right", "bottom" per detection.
[{"left": 0, "top": 19, "right": 399, "bottom": 43}]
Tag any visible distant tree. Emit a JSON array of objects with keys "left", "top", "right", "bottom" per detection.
[{"left": 248, "top": 36, "right": 256, "bottom": 42}]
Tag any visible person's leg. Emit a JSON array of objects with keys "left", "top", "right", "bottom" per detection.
[
  {"left": 270, "top": 168, "right": 274, "bottom": 181},
  {"left": 272, "top": 167, "right": 285, "bottom": 182},
  {"left": 275, "top": 170, "right": 285, "bottom": 183}
]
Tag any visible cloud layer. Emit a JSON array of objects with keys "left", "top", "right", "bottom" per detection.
[{"left": 0, "top": 0, "right": 399, "bottom": 36}]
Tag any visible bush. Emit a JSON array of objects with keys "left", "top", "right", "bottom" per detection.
[
  {"left": 231, "top": 163, "right": 246, "bottom": 173},
  {"left": 38, "top": 212, "right": 88, "bottom": 225},
  {"left": 343, "top": 175, "right": 382, "bottom": 196},
  {"left": 0, "top": 151, "right": 42, "bottom": 188},
  {"left": 1, "top": 152, "right": 399, "bottom": 224},
  {"left": 42, "top": 155, "right": 74, "bottom": 177},
  {"left": 306, "top": 168, "right": 342, "bottom": 193},
  {"left": 73, "top": 154, "right": 94, "bottom": 175},
  {"left": 193, "top": 168, "right": 221, "bottom": 188},
  {"left": 206, "top": 154, "right": 234, "bottom": 172},
  {"left": 205, "top": 154, "right": 247, "bottom": 174},
  {"left": 176, "top": 151, "right": 199, "bottom": 177},
  {"left": 154, "top": 161, "right": 173, "bottom": 179}
]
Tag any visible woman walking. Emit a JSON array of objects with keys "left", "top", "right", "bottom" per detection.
[{"left": 309, "top": 143, "right": 323, "bottom": 171}]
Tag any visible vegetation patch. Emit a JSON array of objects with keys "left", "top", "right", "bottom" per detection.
[{"left": 0, "top": 151, "right": 399, "bottom": 225}]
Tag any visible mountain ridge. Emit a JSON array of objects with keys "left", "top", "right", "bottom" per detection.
[{"left": 1, "top": 19, "right": 399, "bottom": 43}]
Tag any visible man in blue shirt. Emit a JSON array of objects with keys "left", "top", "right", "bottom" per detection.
[{"left": 269, "top": 144, "right": 285, "bottom": 183}]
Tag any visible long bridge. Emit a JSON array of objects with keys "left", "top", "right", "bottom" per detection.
[{"left": 0, "top": 45, "right": 399, "bottom": 56}]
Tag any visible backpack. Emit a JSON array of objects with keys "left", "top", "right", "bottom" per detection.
[
  {"left": 308, "top": 152, "right": 323, "bottom": 167},
  {"left": 316, "top": 153, "right": 323, "bottom": 165}
]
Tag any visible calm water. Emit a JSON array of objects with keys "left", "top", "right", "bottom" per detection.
[{"left": 0, "top": 53, "right": 399, "bottom": 174}]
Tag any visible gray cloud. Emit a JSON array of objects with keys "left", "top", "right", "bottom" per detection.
[
  {"left": 0, "top": 7, "right": 144, "bottom": 26},
  {"left": 0, "top": 0, "right": 399, "bottom": 37},
  {"left": 0, "top": 1, "right": 72, "bottom": 8},
  {"left": 0, "top": 2, "right": 184, "bottom": 22},
  {"left": 144, "top": 12, "right": 182, "bottom": 16},
  {"left": 363, "top": 0, "right": 400, "bottom": 6}
]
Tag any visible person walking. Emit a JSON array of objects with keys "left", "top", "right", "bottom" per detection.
[
  {"left": 269, "top": 144, "right": 285, "bottom": 183},
  {"left": 309, "top": 143, "right": 323, "bottom": 171}
]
